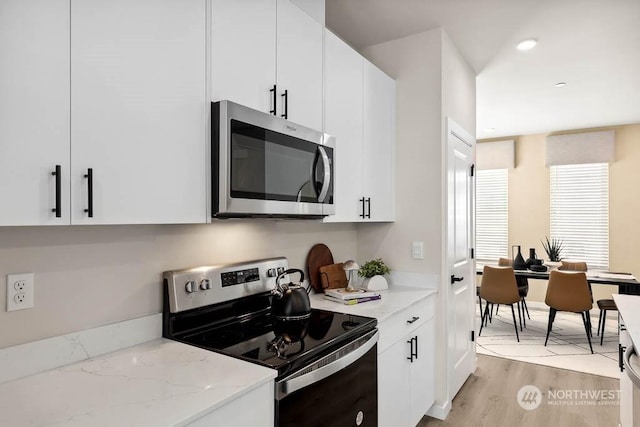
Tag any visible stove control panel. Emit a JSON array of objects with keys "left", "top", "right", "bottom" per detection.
[{"left": 163, "top": 257, "right": 289, "bottom": 313}]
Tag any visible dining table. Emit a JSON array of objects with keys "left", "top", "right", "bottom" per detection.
[{"left": 476, "top": 264, "right": 640, "bottom": 295}]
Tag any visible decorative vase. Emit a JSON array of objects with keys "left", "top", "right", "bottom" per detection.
[
  {"left": 362, "top": 275, "right": 388, "bottom": 291},
  {"left": 512, "top": 245, "right": 527, "bottom": 270},
  {"left": 545, "top": 261, "right": 562, "bottom": 271}
]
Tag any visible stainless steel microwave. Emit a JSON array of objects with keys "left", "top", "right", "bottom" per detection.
[{"left": 211, "top": 101, "right": 334, "bottom": 219}]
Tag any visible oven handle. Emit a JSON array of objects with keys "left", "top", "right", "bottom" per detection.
[
  {"left": 624, "top": 344, "right": 640, "bottom": 388},
  {"left": 275, "top": 329, "right": 378, "bottom": 400}
]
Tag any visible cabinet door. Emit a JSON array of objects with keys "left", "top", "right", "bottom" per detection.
[
  {"left": 276, "top": 0, "right": 323, "bottom": 131},
  {"left": 410, "top": 320, "right": 436, "bottom": 426},
  {"left": 71, "top": 0, "right": 206, "bottom": 224},
  {"left": 323, "top": 30, "right": 363, "bottom": 223},
  {"left": 378, "top": 338, "right": 411, "bottom": 427},
  {"left": 0, "top": 0, "right": 70, "bottom": 225},
  {"left": 363, "top": 60, "right": 395, "bottom": 222},
  {"left": 211, "top": 0, "right": 277, "bottom": 113}
]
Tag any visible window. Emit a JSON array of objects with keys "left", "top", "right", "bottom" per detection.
[
  {"left": 550, "top": 163, "right": 609, "bottom": 270},
  {"left": 475, "top": 169, "right": 508, "bottom": 261}
]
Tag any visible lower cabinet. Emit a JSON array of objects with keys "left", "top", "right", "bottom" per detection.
[
  {"left": 187, "top": 381, "right": 274, "bottom": 427},
  {"left": 378, "top": 297, "right": 435, "bottom": 427}
]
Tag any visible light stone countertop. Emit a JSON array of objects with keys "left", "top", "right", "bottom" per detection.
[
  {"left": 310, "top": 286, "right": 437, "bottom": 322},
  {"left": 614, "top": 294, "right": 640, "bottom": 348},
  {"left": 0, "top": 338, "right": 276, "bottom": 427}
]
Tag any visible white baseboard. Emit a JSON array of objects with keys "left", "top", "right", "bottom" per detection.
[{"left": 426, "top": 399, "right": 451, "bottom": 420}]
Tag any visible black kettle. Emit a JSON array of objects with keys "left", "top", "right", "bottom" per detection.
[{"left": 271, "top": 269, "right": 311, "bottom": 320}]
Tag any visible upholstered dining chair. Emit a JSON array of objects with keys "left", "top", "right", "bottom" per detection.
[
  {"left": 479, "top": 266, "right": 522, "bottom": 342},
  {"left": 544, "top": 270, "right": 594, "bottom": 354},
  {"left": 498, "top": 257, "right": 530, "bottom": 325},
  {"left": 557, "top": 260, "right": 592, "bottom": 334}
]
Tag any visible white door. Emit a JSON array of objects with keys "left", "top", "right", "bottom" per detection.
[
  {"left": 71, "top": 0, "right": 207, "bottom": 224},
  {"left": 211, "top": 0, "right": 277, "bottom": 113},
  {"left": 323, "top": 29, "right": 363, "bottom": 223},
  {"left": 0, "top": 0, "right": 70, "bottom": 225},
  {"left": 363, "top": 60, "right": 395, "bottom": 222},
  {"left": 446, "top": 118, "right": 476, "bottom": 398},
  {"left": 276, "top": 0, "right": 323, "bottom": 130}
]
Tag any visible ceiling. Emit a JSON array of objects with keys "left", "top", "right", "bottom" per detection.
[{"left": 326, "top": 0, "right": 640, "bottom": 140}]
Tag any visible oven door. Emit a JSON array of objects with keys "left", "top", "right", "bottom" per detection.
[
  {"left": 275, "top": 330, "right": 378, "bottom": 427},
  {"left": 213, "top": 101, "right": 334, "bottom": 218}
]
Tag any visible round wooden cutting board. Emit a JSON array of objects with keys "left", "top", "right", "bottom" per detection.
[{"left": 306, "top": 243, "right": 335, "bottom": 293}]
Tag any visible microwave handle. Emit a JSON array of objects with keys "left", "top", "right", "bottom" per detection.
[{"left": 316, "top": 146, "right": 331, "bottom": 203}]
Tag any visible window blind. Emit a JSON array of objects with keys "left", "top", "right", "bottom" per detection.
[
  {"left": 476, "top": 169, "right": 508, "bottom": 261},
  {"left": 550, "top": 163, "right": 609, "bottom": 270}
]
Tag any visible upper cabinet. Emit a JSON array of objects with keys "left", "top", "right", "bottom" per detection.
[
  {"left": 71, "top": 0, "right": 207, "bottom": 224},
  {"left": 0, "top": 0, "right": 70, "bottom": 226},
  {"left": 211, "top": 0, "right": 323, "bottom": 131},
  {"left": 324, "top": 30, "right": 396, "bottom": 223}
]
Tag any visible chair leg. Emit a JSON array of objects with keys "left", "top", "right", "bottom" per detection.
[
  {"left": 581, "top": 311, "right": 594, "bottom": 354},
  {"left": 600, "top": 310, "right": 607, "bottom": 346},
  {"left": 545, "top": 308, "right": 556, "bottom": 346},
  {"left": 478, "top": 295, "right": 484, "bottom": 323},
  {"left": 479, "top": 304, "right": 490, "bottom": 336},
  {"left": 597, "top": 309, "right": 603, "bottom": 337},
  {"left": 517, "top": 301, "right": 523, "bottom": 331},
  {"left": 520, "top": 299, "right": 526, "bottom": 328},
  {"left": 510, "top": 304, "right": 520, "bottom": 343},
  {"left": 495, "top": 304, "right": 499, "bottom": 316},
  {"left": 522, "top": 297, "right": 531, "bottom": 320}
]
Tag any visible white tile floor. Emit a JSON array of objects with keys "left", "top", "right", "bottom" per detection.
[{"left": 476, "top": 300, "right": 620, "bottom": 378}]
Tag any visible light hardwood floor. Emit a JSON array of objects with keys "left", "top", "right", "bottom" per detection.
[{"left": 419, "top": 354, "right": 620, "bottom": 427}]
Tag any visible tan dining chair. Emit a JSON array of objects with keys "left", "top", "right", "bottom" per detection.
[
  {"left": 596, "top": 298, "right": 618, "bottom": 346},
  {"left": 544, "top": 270, "right": 594, "bottom": 353},
  {"left": 479, "top": 266, "right": 522, "bottom": 342},
  {"left": 558, "top": 261, "right": 588, "bottom": 272},
  {"left": 498, "top": 257, "right": 530, "bottom": 326}
]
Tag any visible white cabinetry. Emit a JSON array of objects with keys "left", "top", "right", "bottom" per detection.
[
  {"left": 187, "top": 381, "right": 274, "bottom": 427},
  {"left": 324, "top": 30, "right": 395, "bottom": 223},
  {"left": 71, "top": 0, "right": 206, "bottom": 224},
  {"left": 0, "top": 0, "right": 70, "bottom": 226},
  {"left": 378, "top": 295, "right": 435, "bottom": 427},
  {"left": 1, "top": 0, "right": 207, "bottom": 226},
  {"left": 210, "top": 0, "right": 322, "bottom": 131}
]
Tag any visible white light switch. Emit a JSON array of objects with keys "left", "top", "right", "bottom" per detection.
[{"left": 412, "top": 241, "right": 424, "bottom": 259}]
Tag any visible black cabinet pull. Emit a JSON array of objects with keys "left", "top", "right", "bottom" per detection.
[
  {"left": 359, "top": 197, "right": 365, "bottom": 218},
  {"left": 84, "top": 168, "right": 93, "bottom": 218},
  {"left": 451, "top": 275, "right": 464, "bottom": 284},
  {"left": 406, "top": 316, "right": 420, "bottom": 324},
  {"left": 620, "top": 344, "right": 626, "bottom": 372},
  {"left": 415, "top": 335, "right": 418, "bottom": 360},
  {"left": 269, "top": 85, "right": 277, "bottom": 115},
  {"left": 407, "top": 338, "right": 414, "bottom": 362},
  {"left": 366, "top": 197, "right": 371, "bottom": 218},
  {"left": 281, "top": 89, "right": 288, "bottom": 119},
  {"left": 51, "top": 165, "right": 61, "bottom": 218}
]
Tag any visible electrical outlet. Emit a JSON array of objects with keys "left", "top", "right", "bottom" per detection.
[
  {"left": 412, "top": 241, "right": 424, "bottom": 259},
  {"left": 6, "top": 273, "right": 34, "bottom": 311}
]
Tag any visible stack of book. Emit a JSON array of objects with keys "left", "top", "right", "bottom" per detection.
[{"left": 324, "top": 288, "right": 382, "bottom": 305}]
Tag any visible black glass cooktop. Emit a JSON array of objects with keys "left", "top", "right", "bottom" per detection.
[{"left": 178, "top": 308, "right": 376, "bottom": 377}]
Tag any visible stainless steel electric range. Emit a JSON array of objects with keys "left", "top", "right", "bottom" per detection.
[{"left": 163, "top": 257, "right": 378, "bottom": 427}]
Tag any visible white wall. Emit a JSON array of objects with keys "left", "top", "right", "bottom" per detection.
[
  {"left": 361, "top": 27, "right": 476, "bottom": 417},
  {"left": 0, "top": 222, "right": 356, "bottom": 348}
]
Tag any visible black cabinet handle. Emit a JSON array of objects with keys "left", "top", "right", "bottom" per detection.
[
  {"left": 269, "top": 85, "right": 277, "bottom": 115},
  {"left": 366, "top": 197, "right": 371, "bottom": 219},
  {"left": 281, "top": 89, "right": 288, "bottom": 119},
  {"left": 415, "top": 335, "right": 418, "bottom": 360},
  {"left": 406, "top": 316, "right": 420, "bottom": 324},
  {"left": 407, "top": 338, "right": 414, "bottom": 362},
  {"left": 84, "top": 168, "right": 93, "bottom": 218},
  {"left": 620, "top": 344, "right": 626, "bottom": 372},
  {"left": 359, "top": 197, "right": 365, "bottom": 218},
  {"left": 451, "top": 275, "right": 464, "bottom": 284},
  {"left": 407, "top": 336, "right": 418, "bottom": 362},
  {"left": 51, "top": 165, "right": 61, "bottom": 218}
]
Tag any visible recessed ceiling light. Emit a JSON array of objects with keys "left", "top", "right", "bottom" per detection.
[
  {"left": 484, "top": 128, "right": 495, "bottom": 132},
  {"left": 516, "top": 39, "right": 538, "bottom": 51},
  {"left": 555, "top": 82, "right": 567, "bottom": 87}
]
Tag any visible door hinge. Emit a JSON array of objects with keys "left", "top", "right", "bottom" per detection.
[
  {"left": 470, "top": 248, "right": 475, "bottom": 259},
  {"left": 471, "top": 330, "right": 475, "bottom": 342},
  {"left": 470, "top": 164, "right": 475, "bottom": 177}
]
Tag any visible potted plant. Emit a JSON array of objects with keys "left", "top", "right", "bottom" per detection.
[
  {"left": 358, "top": 258, "right": 391, "bottom": 290},
  {"left": 541, "top": 236, "right": 563, "bottom": 269}
]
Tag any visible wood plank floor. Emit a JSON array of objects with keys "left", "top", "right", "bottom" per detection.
[{"left": 418, "top": 354, "right": 620, "bottom": 427}]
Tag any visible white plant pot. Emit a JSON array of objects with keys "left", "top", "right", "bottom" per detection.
[
  {"left": 361, "top": 275, "right": 388, "bottom": 291},
  {"left": 545, "top": 261, "right": 562, "bottom": 271}
]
